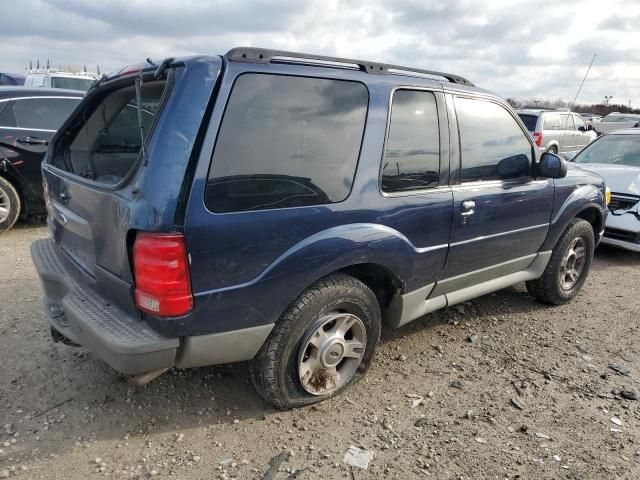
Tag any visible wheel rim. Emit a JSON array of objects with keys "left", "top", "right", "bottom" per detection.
[
  {"left": 559, "top": 237, "right": 586, "bottom": 290},
  {"left": 297, "top": 312, "right": 367, "bottom": 396},
  {"left": 0, "top": 185, "right": 10, "bottom": 223}
]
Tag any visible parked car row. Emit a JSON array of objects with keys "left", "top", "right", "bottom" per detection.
[
  {"left": 516, "top": 109, "right": 598, "bottom": 155},
  {"left": 593, "top": 112, "right": 640, "bottom": 136},
  {"left": 26, "top": 47, "right": 612, "bottom": 409}
]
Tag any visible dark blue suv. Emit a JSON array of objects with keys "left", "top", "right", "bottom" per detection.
[{"left": 31, "top": 48, "right": 609, "bottom": 408}]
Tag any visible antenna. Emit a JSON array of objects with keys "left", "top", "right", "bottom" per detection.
[
  {"left": 97, "top": 65, "right": 101, "bottom": 76},
  {"left": 569, "top": 54, "right": 596, "bottom": 111},
  {"left": 83, "top": 64, "right": 87, "bottom": 73},
  {"left": 560, "top": 54, "right": 596, "bottom": 140}
]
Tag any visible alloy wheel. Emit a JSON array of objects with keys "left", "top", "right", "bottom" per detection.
[{"left": 298, "top": 312, "right": 367, "bottom": 396}]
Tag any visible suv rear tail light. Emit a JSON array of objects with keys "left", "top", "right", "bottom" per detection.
[
  {"left": 533, "top": 132, "right": 543, "bottom": 147},
  {"left": 133, "top": 232, "right": 193, "bottom": 317}
]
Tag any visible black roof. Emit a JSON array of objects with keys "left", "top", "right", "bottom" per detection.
[{"left": 0, "top": 86, "right": 84, "bottom": 100}]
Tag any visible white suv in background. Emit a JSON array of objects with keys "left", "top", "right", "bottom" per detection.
[
  {"left": 516, "top": 109, "right": 597, "bottom": 155},
  {"left": 24, "top": 69, "right": 97, "bottom": 92}
]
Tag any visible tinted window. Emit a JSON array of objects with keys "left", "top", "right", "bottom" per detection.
[
  {"left": 0, "top": 101, "right": 16, "bottom": 127},
  {"left": 13, "top": 97, "right": 80, "bottom": 130},
  {"left": 456, "top": 97, "right": 532, "bottom": 182},
  {"left": 206, "top": 74, "right": 368, "bottom": 213},
  {"left": 382, "top": 90, "right": 440, "bottom": 192},
  {"left": 517, "top": 114, "right": 538, "bottom": 132}
]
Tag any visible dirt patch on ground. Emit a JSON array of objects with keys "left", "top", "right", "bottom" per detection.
[{"left": 1, "top": 224, "right": 639, "bottom": 479}]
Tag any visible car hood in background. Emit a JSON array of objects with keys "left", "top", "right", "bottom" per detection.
[{"left": 575, "top": 163, "right": 640, "bottom": 195}]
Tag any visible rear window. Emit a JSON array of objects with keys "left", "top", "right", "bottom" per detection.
[
  {"left": 517, "top": 114, "right": 538, "bottom": 132},
  {"left": 51, "top": 80, "right": 166, "bottom": 185},
  {"left": 206, "top": 73, "right": 368, "bottom": 213},
  {"left": 51, "top": 77, "right": 95, "bottom": 91}
]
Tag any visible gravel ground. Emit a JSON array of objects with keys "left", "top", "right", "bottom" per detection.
[{"left": 1, "top": 223, "right": 639, "bottom": 479}]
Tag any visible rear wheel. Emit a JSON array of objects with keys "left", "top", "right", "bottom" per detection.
[
  {"left": 249, "top": 273, "right": 381, "bottom": 409},
  {"left": 526, "top": 219, "right": 594, "bottom": 305},
  {"left": 0, "top": 177, "right": 20, "bottom": 233},
  {"left": 546, "top": 145, "right": 558, "bottom": 155}
]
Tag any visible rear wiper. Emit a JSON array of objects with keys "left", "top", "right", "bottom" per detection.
[{"left": 134, "top": 74, "right": 147, "bottom": 166}]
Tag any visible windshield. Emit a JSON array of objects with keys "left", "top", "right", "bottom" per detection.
[
  {"left": 52, "top": 77, "right": 95, "bottom": 91},
  {"left": 575, "top": 135, "right": 640, "bottom": 167},
  {"left": 602, "top": 114, "right": 640, "bottom": 123}
]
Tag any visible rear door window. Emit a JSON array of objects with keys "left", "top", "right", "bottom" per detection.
[
  {"left": 455, "top": 97, "right": 532, "bottom": 182},
  {"left": 0, "top": 101, "right": 17, "bottom": 127},
  {"left": 13, "top": 97, "right": 80, "bottom": 131},
  {"left": 206, "top": 73, "right": 368, "bottom": 213},
  {"left": 381, "top": 90, "right": 440, "bottom": 193},
  {"left": 561, "top": 114, "right": 574, "bottom": 131},
  {"left": 543, "top": 114, "right": 561, "bottom": 130}
]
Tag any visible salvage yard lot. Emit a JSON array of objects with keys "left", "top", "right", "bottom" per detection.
[{"left": 1, "top": 224, "right": 639, "bottom": 479}]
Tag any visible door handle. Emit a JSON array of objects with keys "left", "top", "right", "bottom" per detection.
[
  {"left": 16, "top": 136, "right": 49, "bottom": 146},
  {"left": 460, "top": 199, "right": 476, "bottom": 216}
]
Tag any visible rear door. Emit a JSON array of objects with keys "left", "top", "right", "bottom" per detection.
[
  {"left": 559, "top": 113, "right": 575, "bottom": 152},
  {"left": 437, "top": 95, "right": 554, "bottom": 288}
]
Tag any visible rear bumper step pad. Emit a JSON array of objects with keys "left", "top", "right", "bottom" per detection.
[{"left": 31, "top": 238, "right": 178, "bottom": 375}]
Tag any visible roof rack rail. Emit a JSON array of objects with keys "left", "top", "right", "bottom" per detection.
[{"left": 225, "top": 47, "right": 474, "bottom": 87}]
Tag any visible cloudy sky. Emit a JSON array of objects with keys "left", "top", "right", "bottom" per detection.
[{"left": 3, "top": 0, "right": 639, "bottom": 105}]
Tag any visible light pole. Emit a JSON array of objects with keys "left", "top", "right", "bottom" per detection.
[{"left": 604, "top": 95, "right": 613, "bottom": 105}]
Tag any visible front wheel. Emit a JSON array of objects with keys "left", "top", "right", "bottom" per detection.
[
  {"left": 249, "top": 273, "right": 381, "bottom": 409},
  {"left": 526, "top": 219, "right": 594, "bottom": 305}
]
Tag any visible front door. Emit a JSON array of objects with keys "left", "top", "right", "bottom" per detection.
[{"left": 437, "top": 95, "right": 554, "bottom": 288}]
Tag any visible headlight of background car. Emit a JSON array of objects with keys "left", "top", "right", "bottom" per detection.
[{"left": 605, "top": 185, "right": 611, "bottom": 206}]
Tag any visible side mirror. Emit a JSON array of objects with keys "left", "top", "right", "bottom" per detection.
[
  {"left": 578, "top": 125, "right": 587, "bottom": 132},
  {"left": 537, "top": 152, "right": 568, "bottom": 179},
  {"left": 497, "top": 154, "right": 531, "bottom": 179}
]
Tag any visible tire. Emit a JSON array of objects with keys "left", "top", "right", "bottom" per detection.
[
  {"left": 249, "top": 273, "right": 381, "bottom": 409},
  {"left": 0, "top": 177, "right": 20, "bottom": 233},
  {"left": 526, "top": 219, "right": 594, "bottom": 305},
  {"left": 547, "top": 146, "right": 558, "bottom": 155}
]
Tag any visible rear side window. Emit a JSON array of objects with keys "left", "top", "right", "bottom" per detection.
[
  {"left": 206, "top": 74, "right": 368, "bottom": 213},
  {"left": 0, "top": 101, "right": 16, "bottom": 127},
  {"left": 543, "top": 113, "right": 561, "bottom": 130},
  {"left": 13, "top": 98, "right": 80, "bottom": 130},
  {"left": 382, "top": 90, "right": 440, "bottom": 193},
  {"left": 455, "top": 97, "right": 532, "bottom": 182},
  {"left": 52, "top": 80, "right": 166, "bottom": 185},
  {"left": 517, "top": 114, "right": 538, "bottom": 132}
]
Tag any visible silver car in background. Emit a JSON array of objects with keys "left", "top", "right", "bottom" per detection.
[
  {"left": 593, "top": 113, "right": 640, "bottom": 136},
  {"left": 516, "top": 109, "right": 597, "bottom": 155},
  {"left": 573, "top": 129, "right": 640, "bottom": 252}
]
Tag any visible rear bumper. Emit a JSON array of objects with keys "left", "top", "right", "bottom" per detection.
[
  {"left": 30, "top": 238, "right": 273, "bottom": 375},
  {"left": 31, "top": 238, "right": 179, "bottom": 375}
]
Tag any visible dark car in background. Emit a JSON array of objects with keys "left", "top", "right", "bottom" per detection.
[
  {"left": 0, "top": 73, "right": 26, "bottom": 86},
  {"left": 0, "top": 87, "right": 83, "bottom": 231}
]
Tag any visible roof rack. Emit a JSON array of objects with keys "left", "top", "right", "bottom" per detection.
[{"left": 225, "top": 47, "right": 474, "bottom": 87}]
